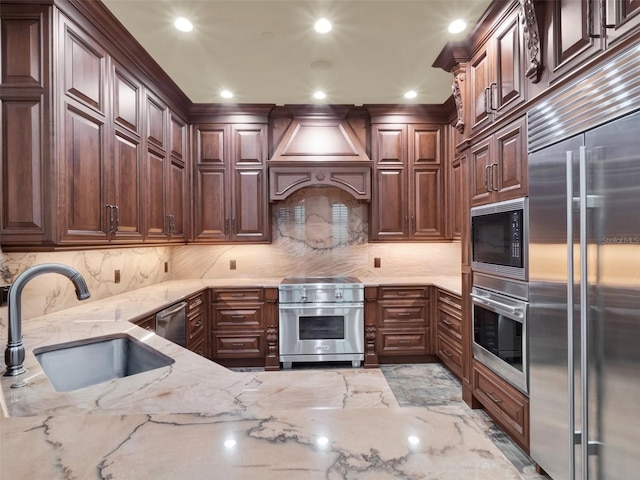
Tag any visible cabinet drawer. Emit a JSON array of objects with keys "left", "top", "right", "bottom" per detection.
[
  {"left": 436, "top": 333, "right": 463, "bottom": 378},
  {"left": 187, "top": 310, "right": 205, "bottom": 341},
  {"left": 378, "top": 286, "right": 428, "bottom": 299},
  {"left": 214, "top": 305, "right": 262, "bottom": 329},
  {"left": 473, "top": 360, "right": 529, "bottom": 450},
  {"left": 213, "top": 333, "right": 264, "bottom": 358},
  {"left": 378, "top": 302, "right": 427, "bottom": 327},
  {"left": 188, "top": 291, "right": 207, "bottom": 312},
  {"left": 212, "top": 288, "right": 262, "bottom": 302},
  {"left": 437, "top": 290, "right": 462, "bottom": 315},
  {"left": 436, "top": 308, "right": 462, "bottom": 341},
  {"left": 377, "top": 330, "right": 429, "bottom": 355}
]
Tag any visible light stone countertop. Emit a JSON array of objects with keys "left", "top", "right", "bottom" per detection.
[{"left": 0, "top": 275, "right": 528, "bottom": 480}]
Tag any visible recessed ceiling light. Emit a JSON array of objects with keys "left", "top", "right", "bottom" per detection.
[
  {"left": 313, "top": 91, "right": 327, "bottom": 100},
  {"left": 314, "top": 18, "right": 332, "bottom": 34},
  {"left": 448, "top": 19, "right": 467, "bottom": 34},
  {"left": 220, "top": 90, "right": 234, "bottom": 99},
  {"left": 404, "top": 90, "right": 417, "bottom": 99},
  {"left": 174, "top": 17, "right": 193, "bottom": 33}
]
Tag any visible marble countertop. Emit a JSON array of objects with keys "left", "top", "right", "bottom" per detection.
[{"left": 0, "top": 275, "right": 531, "bottom": 480}]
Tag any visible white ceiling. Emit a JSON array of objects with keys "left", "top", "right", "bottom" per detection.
[{"left": 102, "top": 0, "right": 492, "bottom": 106}]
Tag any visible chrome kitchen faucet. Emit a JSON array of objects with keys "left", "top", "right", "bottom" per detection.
[{"left": 3, "top": 263, "right": 91, "bottom": 377}]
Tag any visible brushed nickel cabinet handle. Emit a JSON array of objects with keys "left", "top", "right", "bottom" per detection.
[{"left": 486, "top": 391, "right": 503, "bottom": 404}]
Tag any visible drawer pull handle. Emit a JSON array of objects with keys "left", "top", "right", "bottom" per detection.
[
  {"left": 443, "top": 349, "right": 452, "bottom": 357},
  {"left": 397, "top": 313, "right": 412, "bottom": 318},
  {"left": 441, "top": 319, "right": 453, "bottom": 325},
  {"left": 144, "top": 326, "right": 153, "bottom": 331},
  {"left": 398, "top": 340, "right": 412, "bottom": 345},
  {"left": 231, "top": 315, "right": 245, "bottom": 320},
  {"left": 440, "top": 297, "right": 461, "bottom": 309},
  {"left": 231, "top": 294, "right": 245, "bottom": 297},
  {"left": 193, "top": 322, "right": 202, "bottom": 328},
  {"left": 190, "top": 299, "right": 203, "bottom": 308},
  {"left": 396, "top": 292, "right": 410, "bottom": 296},
  {"left": 232, "top": 343, "right": 245, "bottom": 347},
  {"left": 486, "top": 391, "right": 503, "bottom": 404}
]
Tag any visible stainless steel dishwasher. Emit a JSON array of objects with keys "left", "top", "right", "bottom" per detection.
[{"left": 155, "top": 301, "right": 187, "bottom": 347}]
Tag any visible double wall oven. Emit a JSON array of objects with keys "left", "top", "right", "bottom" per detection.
[
  {"left": 471, "top": 197, "right": 529, "bottom": 394},
  {"left": 278, "top": 277, "right": 364, "bottom": 369}
]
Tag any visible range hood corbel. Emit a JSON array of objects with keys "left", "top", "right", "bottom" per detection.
[{"left": 268, "top": 106, "right": 373, "bottom": 201}]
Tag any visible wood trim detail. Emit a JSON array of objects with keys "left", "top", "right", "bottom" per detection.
[
  {"left": 452, "top": 67, "right": 466, "bottom": 134},
  {"left": 521, "top": 0, "right": 543, "bottom": 83},
  {"left": 269, "top": 166, "right": 371, "bottom": 201}
]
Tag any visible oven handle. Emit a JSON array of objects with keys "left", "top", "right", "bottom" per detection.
[
  {"left": 279, "top": 302, "right": 363, "bottom": 310},
  {"left": 470, "top": 293, "right": 525, "bottom": 319}
]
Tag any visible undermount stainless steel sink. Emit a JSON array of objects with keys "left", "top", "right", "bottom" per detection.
[{"left": 33, "top": 333, "right": 175, "bottom": 392}]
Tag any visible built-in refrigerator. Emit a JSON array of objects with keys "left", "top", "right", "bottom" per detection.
[{"left": 528, "top": 64, "right": 640, "bottom": 479}]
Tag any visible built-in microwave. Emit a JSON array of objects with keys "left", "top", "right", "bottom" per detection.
[{"left": 471, "top": 197, "right": 528, "bottom": 281}]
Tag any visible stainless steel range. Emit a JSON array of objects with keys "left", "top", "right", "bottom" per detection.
[{"left": 278, "top": 277, "right": 364, "bottom": 369}]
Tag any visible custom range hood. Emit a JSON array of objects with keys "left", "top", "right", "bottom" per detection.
[{"left": 268, "top": 105, "right": 373, "bottom": 201}]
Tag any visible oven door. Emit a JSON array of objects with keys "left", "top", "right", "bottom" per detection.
[
  {"left": 471, "top": 286, "right": 528, "bottom": 393},
  {"left": 279, "top": 303, "right": 364, "bottom": 361}
]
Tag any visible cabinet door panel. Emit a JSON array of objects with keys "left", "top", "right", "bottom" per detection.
[
  {"left": 494, "top": 13, "right": 523, "bottom": 112},
  {"left": 412, "top": 167, "right": 443, "bottom": 238},
  {"left": 495, "top": 117, "right": 527, "bottom": 199},
  {"left": 112, "top": 131, "right": 142, "bottom": 240},
  {"left": 170, "top": 115, "right": 186, "bottom": 161},
  {"left": 196, "top": 126, "right": 227, "bottom": 165},
  {"left": 195, "top": 168, "right": 227, "bottom": 241},
  {"left": 371, "top": 168, "right": 406, "bottom": 239},
  {"left": 410, "top": 126, "right": 441, "bottom": 165},
  {"left": 234, "top": 169, "right": 268, "bottom": 240},
  {"left": 470, "top": 138, "right": 492, "bottom": 206},
  {"left": 469, "top": 47, "right": 491, "bottom": 131},
  {"left": 113, "top": 65, "right": 140, "bottom": 134},
  {"left": 63, "top": 24, "right": 105, "bottom": 113},
  {"left": 143, "top": 149, "right": 166, "bottom": 239},
  {"left": 1, "top": 99, "right": 45, "bottom": 233},
  {"left": 233, "top": 126, "right": 265, "bottom": 165},
  {"left": 146, "top": 94, "right": 166, "bottom": 149},
  {"left": 449, "top": 156, "right": 463, "bottom": 240},
  {"left": 1, "top": 15, "right": 42, "bottom": 86},
  {"left": 167, "top": 159, "right": 186, "bottom": 241},
  {"left": 61, "top": 105, "right": 108, "bottom": 241},
  {"left": 373, "top": 125, "right": 405, "bottom": 164}
]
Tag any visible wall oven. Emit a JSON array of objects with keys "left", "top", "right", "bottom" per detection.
[
  {"left": 279, "top": 277, "right": 364, "bottom": 369},
  {"left": 471, "top": 197, "right": 528, "bottom": 281},
  {"left": 471, "top": 273, "right": 528, "bottom": 394}
]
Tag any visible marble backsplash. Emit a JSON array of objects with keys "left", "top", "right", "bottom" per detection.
[
  {"left": 0, "top": 247, "right": 172, "bottom": 327},
  {"left": 0, "top": 187, "right": 460, "bottom": 324},
  {"left": 172, "top": 187, "right": 460, "bottom": 280}
]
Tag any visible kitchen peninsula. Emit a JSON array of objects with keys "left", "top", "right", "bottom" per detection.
[{"left": 0, "top": 277, "right": 527, "bottom": 480}]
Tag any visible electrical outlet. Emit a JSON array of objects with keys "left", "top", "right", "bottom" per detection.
[
  {"left": 374, "top": 257, "right": 381, "bottom": 268},
  {"left": 0, "top": 285, "right": 10, "bottom": 307},
  {"left": 114, "top": 270, "right": 121, "bottom": 284},
  {"left": 230, "top": 259, "right": 237, "bottom": 270}
]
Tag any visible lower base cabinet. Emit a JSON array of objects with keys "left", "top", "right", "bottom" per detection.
[
  {"left": 209, "top": 287, "right": 266, "bottom": 366},
  {"left": 473, "top": 360, "right": 530, "bottom": 452},
  {"left": 186, "top": 290, "right": 207, "bottom": 356},
  {"left": 434, "top": 289, "right": 463, "bottom": 379}
]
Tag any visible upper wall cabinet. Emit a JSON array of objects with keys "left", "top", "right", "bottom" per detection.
[
  {"left": 370, "top": 123, "right": 445, "bottom": 241},
  {"left": 469, "top": 6, "right": 525, "bottom": 134},
  {"left": 193, "top": 122, "right": 270, "bottom": 243},
  {"left": 546, "top": 0, "right": 640, "bottom": 84},
  {"left": 0, "top": 4, "right": 190, "bottom": 251}
]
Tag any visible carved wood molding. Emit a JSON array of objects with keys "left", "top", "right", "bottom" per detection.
[
  {"left": 452, "top": 66, "right": 466, "bottom": 134},
  {"left": 269, "top": 166, "right": 371, "bottom": 201},
  {"left": 520, "top": 0, "right": 543, "bottom": 83}
]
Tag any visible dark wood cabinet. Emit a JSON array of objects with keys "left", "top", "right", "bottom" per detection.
[
  {"left": 470, "top": 116, "right": 527, "bottom": 207},
  {"left": 468, "top": 6, "right": 525, "bottom": 133},
  {"left": 131, "top": 313, "right": 156, "bottom": 332},
  {"left": 448, "top": 154, "right": 464, "bottom": 240},
  {"left": 370, "top": 124, "right": 445, "bottom": 241},
  {"left": 186, "top": 290, "right": 207, "bottom": 355},
  {"left": 435, "top": 289, "right": 463, "bottom": 379},
  {"left": 375, "top": 285, "right": 433, "bottom": 361},
  {"left": 210, "top": 287, "right": 266, "bottom": 366},
  {"left": 1, "top": 5, "right": 189, "bottom": 250},
  {"left": 193, "top": 124, "right": 269, "bottom": 243},
  {"left": 473, "top": 360, "right": 530, "bottom": 453}
]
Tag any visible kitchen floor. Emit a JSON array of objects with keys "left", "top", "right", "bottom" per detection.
[{"left": 236, "top": 362, "right": 550, "bottom": 480}]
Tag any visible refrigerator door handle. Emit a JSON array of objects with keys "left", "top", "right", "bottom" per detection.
[
  {"left": 566, "top": 150, "right": 577, "bottom": 480},
  {"left": 579, "top": 145, "right": 590, "bottom": 480}
]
